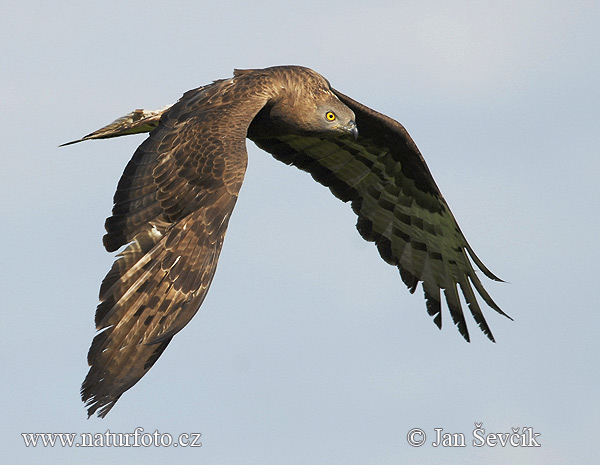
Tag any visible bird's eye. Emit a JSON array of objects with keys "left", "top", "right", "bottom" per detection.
[{"left": 326, "top": 111, "right": 336, "bottom": 121}]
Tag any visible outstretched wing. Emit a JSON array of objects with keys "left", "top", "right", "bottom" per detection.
[
  {"left": 81, "top": 80, "right": 269, "bottom": 417},
  {"left": 248, "top": 88, "right": 509, "bottom": 342}
]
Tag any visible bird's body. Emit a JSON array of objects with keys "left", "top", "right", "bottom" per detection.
[{"left": 63, "top": 65, "right": 508, "bottom": 418}]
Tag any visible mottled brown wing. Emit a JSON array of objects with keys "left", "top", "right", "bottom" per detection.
[
  {"left": 249, "top": 88, "right": 509, "bottom": 343},
  {"left": 82, "top": 80, "right": 269, "bottom": 417}
]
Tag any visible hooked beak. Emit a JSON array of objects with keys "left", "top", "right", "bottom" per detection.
[{"left": 345, "top": 120, "right": 359, "bottom": 140}]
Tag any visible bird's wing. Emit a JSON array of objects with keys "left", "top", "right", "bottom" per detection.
[
  {"left": 248, "top": 88, "right": 509, "bottom": 343},
  {"left": 81, "top": 80, "right": 270, "bottom": 417}
]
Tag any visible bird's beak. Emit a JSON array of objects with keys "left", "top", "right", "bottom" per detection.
[{"left": 345, "top": 120, "right": 358, "bottom": 140}]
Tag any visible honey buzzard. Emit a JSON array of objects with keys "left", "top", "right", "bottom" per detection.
[{"left": 62, "top": 65, "right": 509, "bottom": 417}]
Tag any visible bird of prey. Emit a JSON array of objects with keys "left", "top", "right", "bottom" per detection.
[{"left": 62, "top": 65, "right": 509, "bottom": 418}]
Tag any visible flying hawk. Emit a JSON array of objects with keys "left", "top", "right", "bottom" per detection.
[{"left": 62, "top": 65, "right": 509, "bottom": 418}]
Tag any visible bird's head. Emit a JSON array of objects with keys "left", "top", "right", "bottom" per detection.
[
  {"left": 264, "top": 67, "right": 358, "bottom": 140},
  {"left": 313, "top": 99, "right": 358, "bottom": 140}
]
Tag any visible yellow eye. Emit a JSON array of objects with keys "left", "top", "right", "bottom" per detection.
[{"left": 326, "top": 111, "right": 336, "bottom": 121}]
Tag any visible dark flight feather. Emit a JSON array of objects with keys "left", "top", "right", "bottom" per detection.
[{"left": 63, "top": 65, "right": 509, "bottom": 417}]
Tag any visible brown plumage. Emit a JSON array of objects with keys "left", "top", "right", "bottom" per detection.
[{"left": 63, "top": 65, "right": 509, "bottom": 418}]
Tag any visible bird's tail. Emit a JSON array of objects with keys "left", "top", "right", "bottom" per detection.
[{"left": 60, "top": 106, "right": 172, "bottom": 146}]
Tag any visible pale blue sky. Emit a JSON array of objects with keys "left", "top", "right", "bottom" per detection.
[{"left": 1, "top": 1, "right": 598, "bottom": 464}]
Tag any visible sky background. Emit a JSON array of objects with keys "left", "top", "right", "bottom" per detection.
[{"left": 1, "top": 0, "right": 599, "bottom": 463}]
